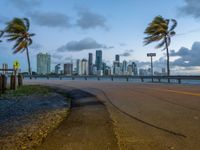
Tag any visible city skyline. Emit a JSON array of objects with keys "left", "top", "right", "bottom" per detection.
[{"left": 0, "top": 0, "right": 200, "bottom": 75}]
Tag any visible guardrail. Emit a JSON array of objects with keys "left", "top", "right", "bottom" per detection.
[{"left": 22, "top": 75, "right": 200, "bottom": 84}]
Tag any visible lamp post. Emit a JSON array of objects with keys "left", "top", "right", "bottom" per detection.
[{"left": 147, "top": 53, "right": 156, "bottom": 76}]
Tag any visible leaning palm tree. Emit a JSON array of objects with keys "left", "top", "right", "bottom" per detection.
[
  {"left": 0, "top": 30, "right": 3, "bottom": 42},
  {"left": 4, "top": 18, "right": 35, "bottom": 76},
  {"left": 144, "top": 16, "right": 177, "bottom": 76}
]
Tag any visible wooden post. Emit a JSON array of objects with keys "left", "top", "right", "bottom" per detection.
[
  {"left": 2, "top": 75, "right": 7, "bottom": 93},
  {"left": 0, "top": 75, "right": 2, "bottom": 95},
  {"left": 18, "top": 74, "right": 23, "bottom": 87},
  {"left": 10, "top": 75, "right": 17, "bottom": 90}
]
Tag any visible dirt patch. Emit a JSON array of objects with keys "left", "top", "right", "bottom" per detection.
[{"left": 0, "top": 88, "right": 70, "bottom": 150}]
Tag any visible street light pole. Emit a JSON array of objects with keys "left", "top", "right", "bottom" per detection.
[{"left": 147, "top": 53, "right": 156, "bottom": 76}]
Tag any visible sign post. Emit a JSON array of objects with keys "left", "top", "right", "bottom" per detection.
[{"left": 147, "top": 53, "right": 156, "bottom": 76}]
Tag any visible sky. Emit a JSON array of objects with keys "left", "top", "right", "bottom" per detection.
[{"left": 0, "top": 0, "right": 200, "bottom": 75}]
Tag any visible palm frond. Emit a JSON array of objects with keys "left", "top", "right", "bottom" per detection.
[
  {"left": 23, "top": 18, "right": 30, "bottom": 31},
  {"left": 169, "top": 19, "right": 177, "bottom": 32},
  {"left": 156, "top": 39, "right": 166, "bottom": 49}
]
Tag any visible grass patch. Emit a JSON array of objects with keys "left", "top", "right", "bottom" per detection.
[{"left": 0, "top": 85, "right": 51, "bottom": 99}]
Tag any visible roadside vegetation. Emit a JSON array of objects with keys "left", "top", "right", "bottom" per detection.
[{"left": 0, "top": 85, "right": 51, "bottom": 100}]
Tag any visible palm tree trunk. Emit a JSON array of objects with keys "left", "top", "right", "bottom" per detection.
[
  {"left": 26, "top": 47, "right": 32, "bottom": 78},
  {"left": 165, "top": 37, "right": 170, "bottom": 76}
]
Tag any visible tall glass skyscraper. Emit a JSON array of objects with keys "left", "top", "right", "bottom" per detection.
[
  {"left": 88, "top": 53, "right": 93, "bottom": 75},
  {"left": 37, "top": 53, "right": 51, "bottom": 75},
  {"left": 95, "top": 50, "right": 102, "bottom": 71}
]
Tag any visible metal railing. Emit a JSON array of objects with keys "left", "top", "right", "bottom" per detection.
[{"left": 23, "top": 75, "right": 200, "bottom": 84}]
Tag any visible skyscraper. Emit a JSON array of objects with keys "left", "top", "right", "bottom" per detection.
[
  {"left": 122, "top": 60, "right": 127, "bottom": 75},
  {"left": 81, "top": 59, "right": 88, "bottom": 75},
  {"left": 115, "top": 55, "right": 120, "bottom": 62},
  {"left": 64, "top": 63, "right": 73, "bottom": 75},
  {"left": 95, "top": 50, "right": 102, "bottom": 71},
  {"left": 88, "top": 53, "right": 93, "bottom": 75},
  {"left": 55, "top": 64, "right": 61, "bottom": 74},
  {"left": 132, "top": 62, "right": 138, "bottom": 76},
  {"left": 37, "top": 53, "right": 51, "bottom": 75},
  {"left": 76, "top": 59, "right": 81, "bottom": 75}
]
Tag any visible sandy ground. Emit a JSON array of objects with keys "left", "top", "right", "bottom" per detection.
[{"left": 26, "top": 80, "right": 200, "bottom": 150}]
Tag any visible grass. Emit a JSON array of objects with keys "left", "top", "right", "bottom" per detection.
[{"left": 0, "top": 85, "right": 51, "bottom": 99}]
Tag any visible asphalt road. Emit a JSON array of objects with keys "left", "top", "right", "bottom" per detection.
[{"left": 26, "top": 80, "right": 200, "bottom": 150}]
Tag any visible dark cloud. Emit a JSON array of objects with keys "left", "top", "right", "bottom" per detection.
[
  {"left": 178, "top": 0, "right": 200, "bottom": 19},
  {"left": 76, "top": 9, "right": 108, "bottom": 30},
  {"left": 28, "top": 11, "right": 71, "bottom": 28},
  {"left": 7, "top": 0, "right": 40, "bottom": 10},
  {"left": 170, "top": 42, "right": 200, "bottom": 67},
  {"left": 57, "top": 38, "right": 112, "bottom": 52},
  {"left": 120, "top": 49, "right": 134, "bottom": 57},
  {"left": 52, "top": 54, "right": 63, "bottom": 60}
]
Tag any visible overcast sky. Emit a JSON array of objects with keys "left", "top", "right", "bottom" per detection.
[{"left": 0, "top": 0, "right": 200, "bottom": 75}]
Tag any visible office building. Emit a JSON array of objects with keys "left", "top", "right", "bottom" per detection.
[
  {"left": 88, "top": 53, "right": 93, "bottom": 75},
  {"left": 122, "top": 60, "right": 127, "bottom": 75},
  {"left": 81, "top": 59, "right": 88, "bottom": 75},
  {"left": 132, "top": 62, "right": 138, "bottom": 76},
  {"left": 64, "top": 63, "right": 73, "bottom": 75},
  {"left": 115, "top": 55, "right": 120, "bottom": 62},
  {"left": 76, "top": 59, "right": 81, "bottom": 75},
  {"left": 96, "top": 50, "right": 102, "bottom": 71},
  {"left": 55, "top": 64, "right": 61, "bottom": 74},
  {"left": 37, "top": 53, "right": 51, "bottom": 75},
  {"left": 127, "top": 65, "right": 133, "bottom": 75}
]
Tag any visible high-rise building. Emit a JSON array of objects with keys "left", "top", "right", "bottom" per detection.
[
  {"left": 76, "top": 59, "right": 82, "bottom": 75},
  {"left": 2, "top": 63, "right": 8, "bottom": 74},
  {"left": 115, "top": 55, "right": 120, "bottom": 62},
  {"left": 55, "top": 64, "right": 61, "bottom": 74},
  {"left": 37, "top": 53, "right": 51, "bottom": 75},
  {"left": 88, "top": 53, "right": 93, "bottom": 75},
  {"left": 132, "top": 62, "right": 138, "bottom": 76},
  {"left": 127, "top": 65, "right": 133, "bottom": 75},
  {"left": 122, "top": 60, "right": 127, "bottom": 75},
  {"left": 95, "top": 50, "right": 102, "bottom": 71},
  {"left": 64, "top": 63, "right": 73, "bottom": 75},
  {"left": 81, "top": 59, "right": 88, "bottom": 75}
]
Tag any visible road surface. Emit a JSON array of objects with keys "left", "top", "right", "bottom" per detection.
[{"left": 26, "top": 80, "right": 200, "bottom": 150}]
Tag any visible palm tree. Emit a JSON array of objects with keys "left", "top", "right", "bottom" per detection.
[
  {"left": 0, "top": 30, "right": 3, "bottom": 42},
  {"left": 4, "top": 18, "right": 35, "bottom": 76},
  {"left": 144, "top": 16, "right": 177, "bottom": 76}
]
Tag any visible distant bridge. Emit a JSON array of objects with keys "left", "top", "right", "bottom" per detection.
[{"left": 23, "top": 75, "right": 200, "bottom": 84}]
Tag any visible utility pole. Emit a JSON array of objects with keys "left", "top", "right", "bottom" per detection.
[{"left": 147, "top": 53, "right": 156, "bottom": 76}]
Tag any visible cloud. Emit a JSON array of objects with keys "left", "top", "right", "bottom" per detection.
[
  {"left": 52, "top": 54, "right": 63, "bottom": 60},
  {"left": 7, "top": 0, "right": 40, "bottom": 10},
  {"left": 28, "top": 11, "right": 71, "bottom": 28},
  {"left": 170, "top": 42, "right": 200, "bottom": 67},
  {"left": 76, "top": 9, "right": 108, "bottom": 30},
  {"left": 57, "top": 38, "right": 113, "bottom": 52},
  {"left": 120, "top": 49, "right": 134, "bottom": 57},
  {"left": 119, "top": 43, "right": 127, "bottom": 47},
  {"left": 178, "top": 0, "right": 200, "bottom": 19}
]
